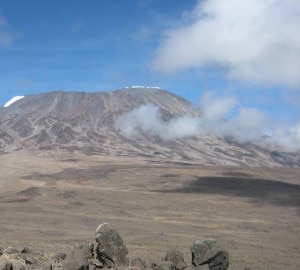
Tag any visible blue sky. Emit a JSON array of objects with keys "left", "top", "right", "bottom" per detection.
[{"left": 0, "top": 0, "right": 299, "bottom": 128}]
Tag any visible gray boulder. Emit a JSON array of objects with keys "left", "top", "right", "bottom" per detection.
[
  {"left": 164, "top": 249, "right": 185, "bottom": 270},
  {"left": 191, "top": 239, "right": 228, "bottom": 270},
  {"left": 86, "top": 243, "right": 94, "bottom": 259},
  {"left": 130, "top": 257, "right": 147, "bottom": 270},
  {"left": 62, "top": 244, "right": 89, "bottom": 270},
  {"left": 207, "top": 250, "right": 229, "bottom": 270},
  {"left": 94, "top": 222, "right": 129, "bottom": 267}
]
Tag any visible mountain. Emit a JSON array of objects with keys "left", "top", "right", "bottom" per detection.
[{"left": 0, "top": 87, "right": 299, "bottom": 167}]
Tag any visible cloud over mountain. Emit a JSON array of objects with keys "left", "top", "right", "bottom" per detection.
[
  {"left": 153, "top": 0, "right": 300, "bottom": 88},
  {"left": 115, "top": 91, "right": 300, "bottom": 151},
  {"left": 115, "top": 92, "right": 267, "bottom": 142},
  {"left": 271, "top": 122, "right": 300, "bottom": 151},
  {"left": 115, "top": 104, "right": 202, "bottom": 140}
]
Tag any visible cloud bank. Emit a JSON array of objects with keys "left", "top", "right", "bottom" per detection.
[
  {"left": 152, "top": 0, "right": 300, "bottom": 88},
  {"left": 115, "top": 93, "right": 300, "bottom": 151}
]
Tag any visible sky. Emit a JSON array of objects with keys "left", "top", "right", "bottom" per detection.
[{"left": 0, "top": 0, "right": 300, "bottom": 147}]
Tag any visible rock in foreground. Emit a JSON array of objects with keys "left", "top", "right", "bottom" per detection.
[
  {"left": 94, "top": 222, "right": 129, "bottom": 267},
  {"left": 0, "top": 223, "right": 230, "bottom": 270},
  {"left": 191, "top": 239, "right": 229, "bottom": 270}
]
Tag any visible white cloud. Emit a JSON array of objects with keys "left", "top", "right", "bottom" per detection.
[
  {"left": 231, "top": 108, "right": 269, "bottom": 142},
  {"left": 115, "top": 92, "right": 300, "bottom": 151},
  {"left": 153, "top": 0, "right": 300, "bottom": 88},
  {"left": 114, "top": 105, "right": 163, "bottom": 137},
  {"left": 114, "top": 93, "right": 269, "bottom": 142},
  {"left": 114, "top": 104, "right": 202, "bottom": 140},
  {"left": 114, "top": 104, "right": 201, "bottom": 140},
  {"left": 0, "top": 15, "right": 15, "bottom": 47},
  {"left": 271, "top": 122, "right": 300, "bottom": 151},
  {"left": 199, "top": 93, "right": 268, "bottom": 142},
  {"left": 200, "top": 92, "right": 235, "bottom": 120}
]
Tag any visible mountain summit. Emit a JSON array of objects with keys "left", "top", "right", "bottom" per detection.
[{"left": 0, "top": 88, "right": 298, "bottom": 166}]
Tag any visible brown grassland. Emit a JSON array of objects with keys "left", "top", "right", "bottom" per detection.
[{"left": 0, "top": 152, "right": 299, "bottom": 269}]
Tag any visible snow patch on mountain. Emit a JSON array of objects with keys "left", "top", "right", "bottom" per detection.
[{"left": 3, "top": 96, "right": 25, "bottom": 107}]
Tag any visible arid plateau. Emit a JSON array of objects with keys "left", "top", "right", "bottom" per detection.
[{"left": 0, "top": 151, "right": 299, "bottom": 269}]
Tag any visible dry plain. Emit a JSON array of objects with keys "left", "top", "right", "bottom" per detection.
[{"left": 0, "top": 152, "right": 300, "bottom": 270}]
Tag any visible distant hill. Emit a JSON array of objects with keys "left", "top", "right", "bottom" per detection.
[{"left": 0, "top": 87, "right": 299, "bottom": 167}]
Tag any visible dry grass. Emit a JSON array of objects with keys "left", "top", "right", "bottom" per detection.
[{"left": 0, "top": 152, "right": 299, "bottom": 269}]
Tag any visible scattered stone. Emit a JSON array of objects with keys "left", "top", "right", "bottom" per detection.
[
  {"left": 24, "top": 255, "right": 37, "bottom": 265},
  {"left": 191, "top": 239, "right": 219, "bottom": 266},
  {"left": 62, "top": 245, "right": 89, "bottom": 270},
  {"left": 207, "top": 251, "right": 229, "bottom": 270},
  {"left": 130, "top": 257, "right": 147, "bottom": 270},
  {"left": 191, "top": 239, "right": 228, "bottom": 270},
  {"left": 94, "top": 222, "right": 129, "bottom": 267},
  {"left": 0, "top": 224, "right": 231, "bottom": 270},
  {"left": 21, "top": 247, "right": 35, "bottom": 254},
  {"left": 50, "top": 261, "right": 64, "bottom": 270},
  {"left": 4, "top": 247, "right": 19, "bottom": 255},
  {"left": 89, "top": 258, "right": 103, "bottom": 268},
  {"left": 53, "top": 252, "right": 67, "bottom": 261},
  {"left": 6, "top": 254, "right": 20, "bottom": 260},
  {"left": 86, "top": 243, "right": 94, "bottom": 259},
  {"left": 164, "top": 249, "right": 185, "bottom": 270}
]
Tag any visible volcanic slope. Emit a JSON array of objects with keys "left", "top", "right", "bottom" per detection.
[{"left": 0, "top": 87, "right": 298, "bottom": 166}]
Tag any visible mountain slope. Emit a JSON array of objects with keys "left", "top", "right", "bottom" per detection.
[{"left": 0, "top": 88, "right": 299, "bottom": 167}]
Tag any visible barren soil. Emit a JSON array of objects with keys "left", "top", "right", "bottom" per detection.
[{"left": 0, "top": 152, "right": 299, "bottom": 269}]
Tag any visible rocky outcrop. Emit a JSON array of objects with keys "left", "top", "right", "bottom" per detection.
[
  {"left": 0, "top": 223, "right": 230, "bottom": 270},
  {"left": 94, "top": 222, "right": 129, "bottom": 267},
  {"left": 191, "top": 239, "right": 229, "bottom": 270},
  {"left": 130, "top": 257, "right": 147, "bottom": 270},
  {"left": 163, "top": 249, "right": 186, "bottom": 270},
  {"left": 0, "top": 245, "right": 48, "bottom": 270},
  {"left": 0, "top": 250, "right": 29, "bottom": 269}
]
